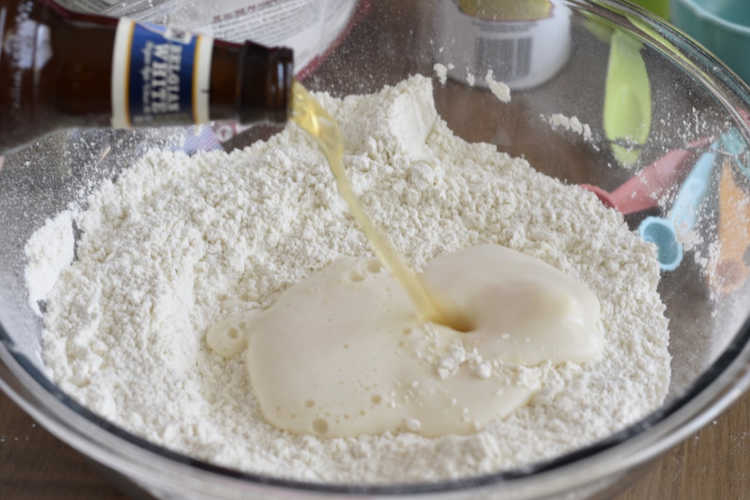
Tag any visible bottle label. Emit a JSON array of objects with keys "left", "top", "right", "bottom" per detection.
[{"left": 111, "top": 19, "right": 213, "bottom": 128}]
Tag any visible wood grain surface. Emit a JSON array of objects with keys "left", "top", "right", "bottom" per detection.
[{"left": 0, "top": 388, "right": 748, "bottom": 499}]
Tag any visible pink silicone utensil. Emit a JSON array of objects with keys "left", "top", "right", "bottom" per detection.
[{"left": 581, "top": 137, "right": 712, "bottom": 214}]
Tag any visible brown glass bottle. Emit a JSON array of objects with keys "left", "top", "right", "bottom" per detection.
[{"left": 0, "top": 0, "right": 293, "bottom": 154}]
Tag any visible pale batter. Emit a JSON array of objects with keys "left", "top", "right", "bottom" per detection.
[
  {"left": 206, "top": 81, "right": 602, "bottom": 440},
  {"left": 207, "top": 244, "right": 602, "bottom": 437}
]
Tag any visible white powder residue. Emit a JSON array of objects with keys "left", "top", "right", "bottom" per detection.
[
  {"left": 429, "top": 336, "right": 498, "bottom": 382},
  {"left": 485, "top": 70, "right": 511, "bottom": 103},
  {"left": 29, "top": 75, "right": 670, "bottom": 483},
  {"left": 465, "top": 69, "right": 476, "bottom": 87},
  {"left": 543, "top": 113, "right": 594, "bottom": 143},
  {"left": 24, "top": 211, "right": 75, "bottom": 315},
  {"left": 433, "top": 62, "right": 453, "bottom": 85}
]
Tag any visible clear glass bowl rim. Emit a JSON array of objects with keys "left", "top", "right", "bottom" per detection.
[{"left": 2, "top": 0, "right": 750, "bottom": 497}]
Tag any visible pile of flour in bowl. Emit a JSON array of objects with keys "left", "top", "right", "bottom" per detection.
[{"left": 26, "top": 75, "right": 670, "bottom": 482}]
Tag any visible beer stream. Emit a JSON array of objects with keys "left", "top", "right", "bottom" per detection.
[{"left": 291, "top": 82, "right": 473, "bottom": 332}]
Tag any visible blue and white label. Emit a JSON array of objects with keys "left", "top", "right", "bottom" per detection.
[{"left": 111, "top": 19, "right": 213, "bottom": 128}]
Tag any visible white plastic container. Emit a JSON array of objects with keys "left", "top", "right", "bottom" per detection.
[{"left": 433, "top": 0, "right": 571, "bottom": 90}]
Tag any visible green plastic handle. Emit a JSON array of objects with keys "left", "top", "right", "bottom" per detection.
[
  {"left": 604, "top": 30, "right": 652, "bottom": 167},
  {"left": 628, "top": 0, "right": 669, "bottom": 19}
]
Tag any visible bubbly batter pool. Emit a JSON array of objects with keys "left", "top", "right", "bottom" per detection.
[{"left": 27, "top": 75, "right": 670, "bottom": 482}]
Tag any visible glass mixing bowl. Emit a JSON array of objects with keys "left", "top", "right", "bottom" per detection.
[{"left": 2, "top": 0, "right": 750, "bottom": 498}]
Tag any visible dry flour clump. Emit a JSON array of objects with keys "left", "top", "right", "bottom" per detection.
[
  {"left": 433, "top": 62, "right": 453, "bottom": 85},
  {"left": 543, "top": 113, "right": 594, "bottom": 143},
  {"left": 29, "top": 75, "right": 670, "bottom": 483},
  {"left": 485, "top": 69, "right": 511, "bottom": 103}
]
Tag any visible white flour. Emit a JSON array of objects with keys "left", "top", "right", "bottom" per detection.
[
  {"left": 485, "top": 69, "right": 511, "bottom": 103},
  {"left": 24, "top": 211, "right": 74, "bottom": 316},
  {"left": 433, "top": 62, "right": 452, "bottom": 85},
  {"left": 432, "top": 65, "right": 511, "bottom": 104},
  {"left": 465, "top": 69, "right": 476, "bottom": 87},
  {"left": 28, "top": 75, "right": 670, "bottom": 483},
  {"left": 543, "top": 113, "right": 594, "bottom": 143}
]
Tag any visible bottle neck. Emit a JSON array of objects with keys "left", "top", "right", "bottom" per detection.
[{"left": 209, "top": 40, "right": 294, "bottom": 126}]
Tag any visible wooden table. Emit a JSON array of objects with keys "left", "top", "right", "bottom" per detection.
[{"left": 0, "top": 388, "right": 748, "bottom": 499}]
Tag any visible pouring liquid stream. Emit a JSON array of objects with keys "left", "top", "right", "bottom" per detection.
[{"left": 291, "top": 82, "right": 473, "bottom": 332}]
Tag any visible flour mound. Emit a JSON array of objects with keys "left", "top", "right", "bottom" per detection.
[{"left": 30, "top": 75, "right": 670, "bottom": 483}]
